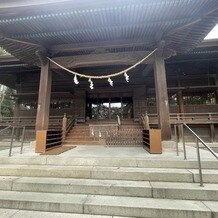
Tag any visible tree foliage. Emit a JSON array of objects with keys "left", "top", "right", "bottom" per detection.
[
  {"left": 0, "top": 85, "right": 15, "bottom": 118},
  {"left": 0, "top": 47, "right": 9, "bottom": 56}
]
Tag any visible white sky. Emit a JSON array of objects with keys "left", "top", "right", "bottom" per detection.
[{"left": 205, "top": 24, "right": 218, "bottom": 39}]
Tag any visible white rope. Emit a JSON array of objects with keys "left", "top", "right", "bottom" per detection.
[{"left": 47, "top": 48, "right": 157, "bottom": 79}]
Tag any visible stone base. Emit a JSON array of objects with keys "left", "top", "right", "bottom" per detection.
[
  {"left": 162, "top": 140, "right": 176, "bottom": 150},
  {"left": 29, "top": 141, "right": 36, "bottom": 149}
]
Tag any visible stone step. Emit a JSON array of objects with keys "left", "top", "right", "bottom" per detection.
[
  {"left": 67, "top": 134, "right": 93, "bottom": 137},
  {"left": 0, "top": 157, "right": 217, "bottom": 169},
  {"left": 71, "top": 130, "right": 90, "bottom": 133},
  {"left": 69, "top": 129, "right": 89, "bottom": 132},
  {"left": 0, "top": 176, "right": 152, "bottom": 198},
  {"left": 64, "top": 141, "right": 102, "bottom": 145},
  {"left": 0, "top": 165, "right": 217, "bottom": 183},
  {"left": 0, "top": 208, "right": 114, "bottom": 218},
  {"left": 0, "top": 176, "right": 217, "bottom": 201},
  {"left": 66, "top": 137, "right": 98, "bottom": 141},
  {"left": 0, "top": 190, "right": 214, "bottom": 217}
]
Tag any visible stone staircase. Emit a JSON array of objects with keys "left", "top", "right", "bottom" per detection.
[
  {"left": 0, "top": 156, "right": 217, "bottom": 217},
  {"left": 64, "top": 124, "right": 103, "bottom": 146},
  {"left": 64, "top": 120, "right": 143, "bottom": 146}
]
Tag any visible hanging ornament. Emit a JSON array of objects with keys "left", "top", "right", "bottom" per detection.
[
  {"left": 108, "top": 77, "right": 113, "bottom": 86},
  {"left": 91, "top": 128, "right": 94, "bottom": 136},
  {"left": 88, "top": 78, "right": 94, "bottom": 89},
  {"left": 74, "top": 75, "right": 79, "bottom": 84},
  {"left": 124, "top": 72, "right": 129, "bottom": 82}
]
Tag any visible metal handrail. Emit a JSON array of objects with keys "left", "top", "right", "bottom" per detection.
[
  {"left": 0, "top": 125, "right": 26, "bottom": 157},
  {"left": 183, "top": 123, "right": 218, "bottom": 159},
  {"left": 66, "top": 116, "right": 75, "bottom": 134},
  {"left": 174, "top": 122, "right": 218, "bottom": 186},
  {"left": 0, "top": 125, "right": 11, "bottom": 134}
]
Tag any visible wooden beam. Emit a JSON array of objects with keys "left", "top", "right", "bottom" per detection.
[
  {"left": 35, "top": 58, "right": 52, "bottom": 130},
  {"left": 215, "top": 75, "right": 218, "bottom": 104},
  {"left": 165, "top": 5, "right": 218, "bottom": 37},
  {"left": 141, "top": 64, "right": 153, "bottom": 77},
  {"left": 51, "top": 51, "right": 153, "bottom": 69},
  {"left": 153, "top": 52, "right": 171, "bottom": 140},
  {"left": 197, "top": 39, "right": 218, "bottom": 48},
  {"left": 51, "top": 38, "right": 153, "bottom": 55},
  {"left": 0, "top": 55, "right": 20, "bottom": 63}
]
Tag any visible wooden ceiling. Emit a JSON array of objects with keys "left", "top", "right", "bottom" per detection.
[{"left": 0, "top": 0, "right": 217, "bottom": 66}]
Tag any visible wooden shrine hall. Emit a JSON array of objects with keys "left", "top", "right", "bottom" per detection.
[{"left": 0, "top": 0, "right": 218, "bottom": 152}]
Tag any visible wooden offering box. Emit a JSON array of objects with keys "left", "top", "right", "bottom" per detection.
[{"left": 143, "top": 129, "right": 162, "bottom": 154}]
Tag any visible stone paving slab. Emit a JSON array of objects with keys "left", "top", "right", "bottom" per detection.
[
  {"left": 0, "top": 208, "right": 113, "bottom": 218},
  {"left": 188, "top": 169, "right": 218, "bottom": 183},
  {"left": 0, "top": 145, "right": 216, "bottom": 161},
  {"left": 84, "top": 195, "right": 212, "bottom": 218},
  {"left": 91, "top": 166, "right": 193, "bottom": 182},
  {"left": 0, "top": 191, "right": 88, "bottom": 214},
  {"left": 0, "top": 191, "right": 214, "bottom": 218},
  {"left": 150, "top": 181, "right": 218, "bottom": 200},
  {"left": 202, "top": 201, "right": 218, "bottom": 218},
  {"left": 12, "top": 177, "right": 152, "bottom": 197},
  {"left": 0, "top": 176, "right": 19, "bottom": 190}
]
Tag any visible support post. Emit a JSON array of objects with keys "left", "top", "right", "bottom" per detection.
[
  {"left": 35, "top": 53, "right": 52, "bottom": 131},
  {"left": 153, "top": 52, "right": 171, "bottom": 140},
  {"left": 209, "top": 114, "right": 215, "bottom": 142},
  {"left": 13, "top": 99, "right": 20, "bottom": 141},
  {"left": 62, "top": 113, "right": 67, "bottom": 142},
  {"left": 215, "top": 76, "right": 218, "bottom": 104},
  {"left": 177, "top": 90, "right": 185, "bottom": 114},
  {"left": 177, "top": 90, "right": 184, "bottom": 141}
]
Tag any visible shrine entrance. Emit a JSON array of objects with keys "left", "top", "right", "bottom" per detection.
[{"left": 86, "top": 94, "right": 133, "bottom": 120}]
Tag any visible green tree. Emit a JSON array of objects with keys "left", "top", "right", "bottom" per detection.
[
  {"left": 0, "top": 85, "right": 15, "bottom": 118},
  {"left": 0, "top": 47, "right": 9, "bottom": 56}
]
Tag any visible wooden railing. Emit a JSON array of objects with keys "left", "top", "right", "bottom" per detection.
[
  {"left": 146, "top": 112, "right": 218, "bottom": 124},
  {"left": 35, "top": 115, "right": 75, "bottom": 153},
  {"left": 145, "top": 112, "right": 218, "bottom": 142},
  {"left": 0, "top": 116, "right": 64, "bottom": 129}
]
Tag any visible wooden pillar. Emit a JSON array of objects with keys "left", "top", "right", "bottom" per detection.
[
  {"left": 153, "top": 53, "right": 171, "bottom": 140},
  {"left": 215, "top": 76, "right": 218, "bottom": 104},
  {"left": 62, "top": 113, "right": 67, "bottom": 142},
  {"left": 36, "top": 57, "right": 52, "bottom": 130},
  {"left": 177, "top": 90, "right": 185, "bottom": 114},
  {"left": 13, "top": 99, "right": 21, "bottom": 141}
]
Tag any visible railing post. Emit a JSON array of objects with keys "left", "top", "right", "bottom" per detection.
[
  {"left": 196, "top": 138, "right": 203, "bottom": 187},
  {"left": 181, "top": 124, "right": 187, "bottom": 160},
  {"left": 62, "top": 113, "right": 67, "bottom": 142},
  {"left": 9, "top": 126, "right": 15, "bottom": 157},
  {"left": 174, "top": 124, "right": 179, "bottom": 156},
  {"left": 177, "top": 114, "right": 183, "bottom": 142},
  {"left": 20, "top": 126, "right": 26, "bottom": 154}
]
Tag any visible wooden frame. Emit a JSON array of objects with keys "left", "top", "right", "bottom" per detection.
[
  {"left": 143, "top": 129, "right": 162, "bottom": 154},
  {"left": 35, "top": 130, "right": 63, "bottom": 153},
  {"left": 35, "top": 130, "right": 47, "bottom": 153}
]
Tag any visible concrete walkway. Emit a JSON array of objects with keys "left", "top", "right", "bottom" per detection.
[{"left": 0, "top": 142, "right": 217, "bottom": 160}]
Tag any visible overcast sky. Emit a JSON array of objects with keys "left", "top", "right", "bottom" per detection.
[{"left": 205, "top": 24, "right": 218, "bottom": 39}]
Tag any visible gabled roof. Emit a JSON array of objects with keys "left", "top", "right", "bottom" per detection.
[{"left": 0, "top": 0, "right": 218, "bottom": 65}]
